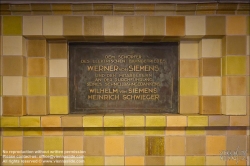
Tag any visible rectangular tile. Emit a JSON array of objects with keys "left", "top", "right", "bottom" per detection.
[
  {"left": 145, "top": 16, "right": 165, "bottom": 36},
  {"left": 61, "top": 116, "right": 83, "bottom": 127},
  {"left": 104, "top": 116, "right": 124, "bottom": 127},
  {"left": 188, "top": 116, "right": 208, "bottom": 126},
  {"left": 209, "top": 116, "right": 229, "bottom": 126},
  {"left": 180, "top": 41, "right": 199, "bottom": 59},
  {"left": 125, "top": 116, "right": 144, "bottom": 127},
  {"left": 0, "top": 117, "right": 19, "bottom": 127},
  {"left": 167, "top": 116, "right": 187, "bottom": 127},
  {"left": 20, "top": 116, "right": 40, "bottom": 127},
  {"left": 41, "top": 116, "right": 61, "bottom": 127},
  {"left": 146, "top": 116, "right": 165, "bottom": 127},
  {"left": 83, "top": 116, "right": 103, "bottom": 127}
]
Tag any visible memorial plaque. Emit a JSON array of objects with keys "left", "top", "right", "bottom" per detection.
[{"left": 69, "top": 43, "right": 178, "bottom": 114}]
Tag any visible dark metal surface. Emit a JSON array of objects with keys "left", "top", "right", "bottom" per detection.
[{"left": 69, "top": 43, "right": 178, "bottom": 114}]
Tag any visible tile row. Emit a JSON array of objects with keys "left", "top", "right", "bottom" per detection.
[{"left": 0, "top": 115, "right": 249, "bottom": 127}]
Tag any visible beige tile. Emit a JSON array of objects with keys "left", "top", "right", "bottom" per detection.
[
  {"left": 63, "top": 16, "right": 83, "bottom": 36},
  {"left": 223, "top": 96, "right": 246, "bottom": 115},
  {"left": 167, "top": 116, "right": 187, "bottom": 127},
  {"left": 200, "top": 39, "right": 222, "bottom": 57},
  {"left": 165, "top": 136, "right": 185, "bottom": 155},
  {"left": 230, "top": 116, "right": 249, "bottom": 126},
  {"left": 3, "top": 76, "right": 23, "bottom": 95},
  {"left": 209, "top": 116, "right": 229, "bottom": 126},
  {"left": 145, "top": 16, "right": 165, "bottom": 36},
  {"left": 125, "top": 136, "right": 145, "bottom": 156},
  {"left": 186, "top": 136, "right": 206, "bottom": 155},
  {"left": 201, "top": 77, "right": 221, "bottom": 95},
  {"left": 3, "top": 36, "right": 23, "bottom": 56},
  {"left": 61, "top": 116, "right": 83, "bottom": 127},
  {"left": 43, "top": 16, "right": 63, "bottom": 35},
  {"left": 124, "top": 16, "right": 144, "bottom": 36},
  {"left": 49, "top": 42, "right": 67, "bottom": 59},
  {"left": 105, "top": 157, "right": 124, "bottom": 165},
  {"left": 145, "top": 157, "right": 165, "bottom": 166},
  {"left": 27, "top": 96, "right": 47, "bottom": 115},
  {"left": 27, "top": 39, "right": 46, "bottom": 57},
  {"left": 83, "top": 136, "right": 104, "bottom": 156},
  {"left": 64, "top": 136, "right": 83, "bottom": 153},
  {"left": 104, "top": 16, "right": 123, "bottom": 36},
  {"left": 165, "top": 156, "right": 185, "bottom": 165},
  {"left": 227, "top": 16, "right": 247, "bottom": 35},
  {"left": 186, "top": 16, "right": 205, "bottom": 35},
  {"left": 27, "top": 58, "right": 46, "bottom": 76},
  {"left": 84, "top": 16, "right": 103, "bottom": 36},
  {"left": 180, "top": 60, "right": 199, "bottom": 77},
  {"left": 23, "top": 16, "right": 42, "bottom": 35},
  {"left": 180, "top": 96, "right": 199, "bottom": 114},
  {"left": 49, "top": 78, "right": 68, "bottom": 95},
  {"left": 224, "top": 76, "right": 247, "bottom": 95},
  {"left": 49, "top": 60, "right": 67, "bottom": 77},
  {"left": 2, "top": 56, "right": 24, "bottom": 76},
  {"left": 180, "top": 41, "right": 199, "bottom": 59}
]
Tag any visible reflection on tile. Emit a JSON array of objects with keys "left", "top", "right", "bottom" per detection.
[
  {"left": 186, "top": 156, "right": 205, "bottom": 166},
  {"left": 105, "top": 157, "right": 124, "bottom": 165},
  {"left": 145, "top": 136, "right": 164, "bottom": 156},
  {"left": 145, "top": 157, "right": 165, "bottom": 166},
  {"left": 105, "top": 136, "right": 124, "bottom": 155},
  {"left": 83, "top": 136, "right": 104, "bottom": 156},
  {"left": 23, "top": 16, "right": 42, "bottom": 35}
]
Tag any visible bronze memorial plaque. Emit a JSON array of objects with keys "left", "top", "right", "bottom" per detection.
[{"left": 69, "top": 43, "right": 178, "bottom": 114}]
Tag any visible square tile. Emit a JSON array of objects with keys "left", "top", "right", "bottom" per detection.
[
  {"left": 200, "top": 39, "right": 222, "bottom": 57},
  {"left": 125, "top": 157, "right": 144, "bottom": 166},
  {"left": 227, "top": 16, "right": 247, "bottom": 35},
  {"left": 27, "top": 77, "right": 46, "bottom": 95},
  {"left": 180, "top": 41, "right": 199, "bottom": 59},
  {"left": 180, "top": 78, "right": 199, "bottom": 95},
  {"left": 165, "top": 156, "right": 185, "bottom": 165},
  {"left": 145, "top": 157, "right": 165, "bottom": 166},
  {"left": 186, "top": 136, "right": 206, "bottom": 155},
  {"left": 105, "top": 157, "right": 124, "bottom": 165},
  {"left": 49, "top": 60, "right": 67, "bottom": 77},
  {"left": 27, "top": 96, "right": 47, "bottom": 115},
  {"left": 84, "top": 157, "right": 104, "bottom": 166},
  {"left": 145, "top": 136, "right": 165, "bottom": 156},
  {"left": 224, "top": 56, "right": 246, "bottom": 75},
  {"left": 206, "top": 16, "right": 226, "bottom": 35},
  {"left": 83, "top": 116, "right": 103, "bottom": 127},
  {"left": 83, "top": 136, "right": 104, "bottom": 156},
  {"left": 125, "top": 136, "right": 145, "bottom": 156},
  {"left": 23, "top": 16, "right": 42, "bottom": 35},
  {"left": 200, "top": 96, "right": 221, "bottom": 114},
  {"left": 180, "top": 60, "right": 199, "bottom": 77},
  {"left": 167, "top": 116, "right": 187, "bottom": 127},
  {"left": 3, "top": 76, "right": 23, "bottom": 95},
  {"left": 3, "top": 137, "right": 22, "bottom": 152},
  {"left": 84, "top": 16, "right": 103, "bottom": 36},
  {"left": 223, "top": 76, "right": 247, "bottom": 95},
  {"left": 64, "top": 136, "right": 83, "bottom": 153},
  {"left": 125, "top": 116, "right": 144, "bottom": 127},
  {"left": 165, "top": 136, "right": 185, "bottom": 155},
  {"left": 3, "top": 16, "right": 22, "bottom": 35},
  {"left": 44, "top": 136, "right": 63, "bottom": 152},
  {"left": 50, "top": 96, "right": 68, "bottom": 114},
  {"left": 49, "top": 78, "right": 68, "bottom": 95},
  {"left": 105, "top": 136, "right": 124, "bottom": 155},
  {"left": 27, "top": 58, "right": 46, "bottom": 76},
  {"left": 186, "top": 156, "right": 205, "bottom": 166},
  {"left": 104, "top": 16, "right": 124, "bottom": 36},
  {"left": 145, "top": 16, "right": 165, "bottom": 36},
  {"left": 200, "top": 58, "right": 221, "bottom": 76},
  {"left": 227, "top": 136, "right": 247, "bottom": 151},
  {"left": 186, "top": 16, "right": 205, "bottom": 35},
  {"left": 49, "top": 42, "right": 67, "bottom": 59},
  {"left": 27, "top": 39, "right": 46, "bottom": 57},
  {"left": 226, "top": 36, "right": 246, "bottom": 55},
  {"left": 206, "top": 136, "right": 226, "bottom": 155},
  {"left": 2, "top": 56, "right": 24, "bottom": 76},
  {"left": 63, "top": 16, "right": 83, "bottom": 36},
  {"left": 180, "top": 96, "right": 199, "bottom": 114},
  {"left": 41, "top": 116, "right": 61, "bottom": 127},
  {"left": 62, "top": 116, "right": 83, "bottom": 127},
  {"left": 43, "top": 16, "right": 63, "bottom": 35},
  {"left": 124, "top": 16, "right": 144, "bottom": 36},
  {"left": 3, "top": 36, "right": 23, "bottom": 56},
  {"left": 200, "top": 77, "right": 221, "bottom": 95},
  {"left": 222, "top": 96, "right": 246, "bottom": 115},
  {"left": 166, "top": 16, "right": 185, "bottom": 36}
]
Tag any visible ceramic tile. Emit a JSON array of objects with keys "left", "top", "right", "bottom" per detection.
[
  {"left": 125, "top": 127, "right": 144, "bottom": 135},
  {"left": 180, "top": 60, "right": 199, "bottom": 77},
  {"left": 84, "top": 16, "right": 103, "bottom": 36},
  {"left": 227, "top": 159, "right": 247, "bottom": 166},
  {"left": 63, "top": 128, "right": 83, "bottom": 136},
  {"left": 104, "top": 116, "right": 124, "bottom": 127},
  {"left": 83, "top": 116, "right": 103, "bottom": 127},
  {"left": 165, "top": 156, "right": 185, "bottom": 165},
  {"left": 27, "top": 39, "right": 46, "bottom": 57},
  {"left": 188, "top": 116, "right": 208, "bottom": 126},
  {"left": 166, "top": 16, "right": 185, "bottom": 36},
  {"left": 84, "top": 156, "right": 104, "bottom": 166},
  {"left": 3, "top": 36, "right": 23, "bottom": 56},
  {"left": 50, "top": 96, "right": 68, "bottom": 114},
  {"left": 200, "top": 39, "right": 222, "bottom": 57},
  {"left": 206, "top": 127, "right": 227, "bottom": 135},
  {"left": 165, "top": 136, "right": 185, "bottom": 155},
  {"left": 224, "top": 76, "right": 247, "bottom": 95},
  {"left": 145, "top": 136, "right": 164, "bottom": 156},
  {"left": 105, "top": 127, "right": 124, "bottom": 136},
  {"left": 223, "top": 96, "right": 246, "bottom": 115},
  {"left": 49, "top": 78, "right": 68, "bottom": 95},
  {"left": 63, "top": 16, "right": 83, "bottom": 36},
  {"left": 206, "top": 16, "right": 225, "bottom": 35},
  {"left": 186, "top": 127, "right": 205, "bottom": 135},
  {"left": 201, "top": 58, "right": 221, "bottom": 76},
  {"left": 201, "top": 77, "right": 221, "bottom": 95},
  {"left": 209, "top": 116, "right": 229, "bottom": 126},
  {"left": 83, "top": 136, "right": 104, "bottom": 156},
  {"left": 43, "top": 16, "right": 63, "bottom": 35},
  {"left": 124, "top": 16, "right": 144, "bottom": 36},
  {"left": 20, "top": 116, "right": 40, "bottom": 127},
  {"left": 125, "top": 116, "right": 144, "bottom": 127},
  {"left": 186, "top": 136, "right": 205, "bottom": 155},
  {"left": 179, "top": 96, "right": 199, "bottom": 114},
  {"left": 27, "top": 96, "right": 46, "bottom": 115},
  {"left": 43, "top": 128, "right": 63, "bottom": 136},
  {"left": 23, "top": 128, "right": 42, "bottom": 136},
  {"left": 227, "top": 16, "right": 247, "bottom": 35},
  {"left": 2, "top": 128, "right": 23, "bottom": 136},
  {"left": 145, "top": 16, "right": 165, "bottom": 36},
  {"left": 104, "top": 16, "right": 123, "bottom": 36},
  {"left": 3, "top": 76, "right": 23, "bottom": 95},
  {"left": 61, "top": 116, "right": 83, "bottom": 127},
  {"left": 41, "top": 116, "right": 61, "bottom": 127},
  {"left": 200, "top": 96, "right": 221, "bottom": 114},
  {"left": 230, "top": 116, "right": 249, "bottom": 126},
  {"left": 49, "top": 60, "right": 67, "bottom": 77},
  {"left": 27, "top": 77, "right": 46, "bottom": 95},
  {"left": 3, "top": 16, "right": 22, "bottom": 35},
  {"left": 227, "top": 36, "right": 246, "bottom": 55},
  {"left": 180, "top": 78, "right": 199, "bottom": 95},
  {"left": 105, "top": 157, "right": 124, "bottom": 165},
  {"left": 167, "top": 116, "right": 187, "bottom": 127},
  {"left": 3, "top": 137, "right": 22, "bottom": 152},
  {"left": 125, "top": 136, "right": 145, "bottom": 156},
  {"left": 0, "top": 117, "right": 19, "bottom": 127},
  {"left": 44, "top": 136, "right": 63, "bottom": 153},
  {"left": 180, "top": 41, "right": 199, "bottom": 59},
  {"left": 84, "top": 128, "right": 103, "bottom": 136},
  {"left": 2, "top": 56, "right": 24, "bottom": 76},
  {"left": 2, "top": 96, "right": 25, "bottom": 115},
  {"left": 227, "top": 136, "right": 247, "bottom": 151},
  {"left": 125, "top": 157, "right": 144, "bottom": 165},
  {"left": 186, "top": 156, "right": 205, "bottom": 166},
  {"left": 23, "top": 16, "right": 42, "bottom": 35},
  {"left": 64, "top": 136, "right": 83, "bottom": 154},
  {"left": 146, "top": 116, "right": 165, "bottom": 127},
  {"left": 224, "top": 56, "right": 246, "bottom": 75},
  {"left": 105, "top": 136, "right": 124, "bottom": 155},
  {"left": 27, "top": 58, "right": 46, "bottom": 76},
  {"left": 227, "top": 126, "right": 247, "bottom": 135},
  {"left": 185, "top": 16, "right": 205, "bottom": 35},
  {"left": 145, "top": 157, "right": 165, "bottom": 166},
  {"left": 206, "top": 136, "right": 226, "bottom": 155}
]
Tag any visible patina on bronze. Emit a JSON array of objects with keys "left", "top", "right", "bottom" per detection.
[{"left": 69, "top": 43, "right": 178, "bottom": 114}]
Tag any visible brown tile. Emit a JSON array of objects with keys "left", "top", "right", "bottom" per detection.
[
  {"left": 3, "top": 96, "right": 25, "bottom": 115},
  {"left": 23, "top": 137, "right": 43, "bottom": 152},
  {"left": 64, "top": 136, "right": 83, "bottom": 153},
  {"left": 227, "top": 127, "right": 247, "bottom": 135},
  {"left": 3, "top": 137, "right": 22, "bottom": 152},
  {"left": 224, "top": 76, "right": 247, "bottom": 95},
  {"left": 114, "top": 4, "right": 134, "bottom": 11},
  {"left": 145, "top": 136, "right": 165, "bottom": 156},
  {"left": 180, "top": 96, "right": 199, "bottom": 114},
  {"left": 165, "top": 136, "right": 185, "bottom": 155},
  {"left": 145, "top": 16, "right": 165, "bottom": 36},
  {"left": 145, "top": 157, "right": 165, "bottom": 166},
  {"left": 125, "top": 136, "right": 145, "bottom": 156},
  {"left": 201, "top": 58, "right": 221, "bottom": 76},
  {"left": 27, "top": 40, "right": 46, "bottom": 57},
  {"left": 49, "top": 42, "right": 67, "bottom": 59},
  {"left": 230, "top": 116, "right": 249, "bottom": 126},
  {"left": 180, "top": 60, "right": 199, "bottom": 77},
  {"left": 52, "top": 4, "right": 71, "bottom": 11},
  {"left": 227, "top": 136, "right": 247, "bottom": 151},
  {"left": 155, "top": 4, "right": 175, "bottom": 11},
  {"left": 166, "top": 16, "right": 185, "bottom": 36},
  {"left": 27, "top": 96, "right": 47, "bottom": 115},
  {"left": 209, "top": 116, "right": 229, "bottom": 126},
  {"left": 27, "top": 58, "right": 46, "bottom": 76},
  {"left": 124, "top": 16, "right": 144, "bottom": 36},
  {"left": 227, "top": 16, "right": 247, "bottom": 35},
  {"left": 227, "top": 36, "right": 246, "bottom": 55},
  {"left": 2, "top": 56, "right": 24, "bottom": 76},
  {"left": 186, "top": 136, "right": 206, "bottom": 155},
  {"left": 83, "top": 136, "right": 104, "bottom": 156},
  {"left": 61, "top": 116, "right": 83, "bottom": 127},
  {"left": 200, "top": 96, "right": 221, "bottom": 115},
  {"left": 63, "top": 128, "right": 83, "bottom": 136},
  {"left": 206, "top": 16, "right": 226, "bottom": 35},
  {"left": 49, "top": 78, "right": 68, "bottom": 95},
  {"left": 63, "top": 16, "right": 83, "bottom": 36},
  {"left": 84, "top": 16, "right": 103, "bottom": 36},
  {"left": 206, "top": 127, "right": 227, "bottom": 135}
]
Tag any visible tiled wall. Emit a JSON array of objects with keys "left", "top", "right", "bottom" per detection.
[{"left": 0, "top": 2, "right": 249, "bottom": 166}]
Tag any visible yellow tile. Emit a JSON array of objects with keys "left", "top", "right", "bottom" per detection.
[
  {"left": 104, "top": 116, "right": 124, "bottom": 127},
  {"left": 105, "top": 136, "right": 124, "bottom": 155},
  {"left": 50, "top": 96, "right": 68, "bottom": 114},
  {"left": 226, "top": 36, "right": 247, "bottom": 55},
  {"left": 105, "top": 157, "right": 124, "bottom": 165},
  {"left": 44, "top": 136, "right": 63, "bottom": 153},
  {"left": 186, "top": 156, "right": 205, "bottom": 166},
  {"left": 83, "top": 116, "right": 103, "bottom": 127},
  {"left": 186, "top": 127, "right": 205, "bottom": 135},
  {"left": 225, "top": 56, "right": 246, "bottom": 75},
  {"left": 206, "top": 156, "right": 226, "bottom": 165},
  {"left": 3, "top": 76, "right": 23, "bottom": 95},
  {"left": 146, "top": 116, "right": 166, "bottom": 127},
  {"left": 167, "top": 116, "right": 187, "bottom": 127},
  {"left": 3, "top": 36, "right": 23, "bottom": 56},
  {"left": 180, "top": 78, "right": 199, "bottom": 96},
  {"left": 23, "top": 16, "right": 42, "bottom": 35},
  {"left": 3, "top": 16, "right": 22, "bottom": 35},
  {"left": 27, "top": 77, "right": 46, "bottom": 95},
  {"left": 201, "top": 77, "right": 221, "bottom": 95},
  {"left": 41, "top": 116, "right": 61, "bottom": 127},
  {"left": 49, "top": 60, "right": 68, "bottom": 77},
  {"left": 125, "top": 116, "right": 144, "bottom": 127},
  {"left": 125, "top": 128, "right": 145, "bottom": 135},
  {"left": 2, "top": 128, "right": 23, "bottom": 136},
  {"left": 125, "top": 157, "right": 144, "bottom": 165},
  {"left": 105, "top": 128, "right": 124, "bottom": 136},
  {"left": 23, "top": 128, "right": 42, "bottom": 136},
  {"left": 146, "top": 127, "right": 165, "bottom": 135},
  {"left": 223, "top": 96, "right": 246, "bottom": 115},
  {"left": 104, "top": 16, "right": 123, "bottom": 36},
  {"left": 165, "top": 156, "right": 185, "bottom": 165},
  {"left": 200, "top": 39, "right": 222, "bottom": 57},
  {"left": 180, "top": 41, "right": 199, "bottom": 59},
  {"left": 84, "top": 128, "right": 104, "bottom": 136},
  {"left": 186, "top": 16, "right": 206, "bottom": 35},
  {"left": 145, "top": 16, "right": 165, "bottom": 36},
  {"left": 227, "top": 16, "right": 247, "bottom": 35},
  {"left": 20, "top": 116, "right": 40, "bottom": 127},
  {"left": 188, "top": 116, "right": 208, "bottom": 126},
  {"left": 0, "top": 117, "right": 19, "bottom": 127},
  {"left": 84, "top": 156, "right": 104, "bottom": 166},
  {"left": 43, "top": 16, "right": 63, "bottom": 35}
]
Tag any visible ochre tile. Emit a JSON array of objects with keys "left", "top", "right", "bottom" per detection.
[
  {"left": 180, "top": 96, "right": 199, "bottom": 114},
  {"left": 41, "top": 116, "right": 61, "bottom": 127},
  {"left": 227, "top": 136, "right": 247, "bottom": 152},
  {"left": 84, "top": 16, "right": 103, "bottom": 36},
  {"left": 63, "top": 16, "right": 83, "bottom": 36},
  {"left": 125, "top": 116, "right": 144, "bottom": 127},
  {"left": 223, "top": 96, "right": 246, "bottom": 115},
  {"left": 201, "top": 77, "right": 221, "bottom": 95},
  {"left": 83, "top": 136, "right": 104, "bottom": 156},
  {"left": 27, "top": 58, "right": 46, "bottom": 76},
  {"left": 146, "top": 116, "right": 165, "bottom": 127},
  {"left": 209, "top": 116, "right": 229, "bottom": 126},
  {"left": 27, "top": 96, "right": 47, "bottom": 115},
  {"left": 2, "top": 96, "right": 25, "bottom": 116},
  {"left": 180, "top": 78, "right": 198, "bottom": 95},
  {"left": 104, "top": 16, "right": 123, "bottom": 36},
  {"left": 125, "top": 157, "right": 144, "bottom": 165},
  {"left": 3, "top": 128, "right": 23, "bottom": 136},
  {"left": 165, "top": 136, "right": 185, "bottom": 155},
  {"left": 2, "top": 56, "right": 24, "bottom": 76},
  {"left": 104, "top": 116, "right": 124, "bottom": 127},
  {"left": 63, "top": 128, "right": 83, "bottom": 136},
  {"left": 165, "top": 156, "right": 185, "bottom": 165},
  {"left": 186, "top": 136, "right": 205, "bottom": 155},
  {"left": 105, "top": 157, "right": 124, "bottom": 165},
  {"left": 206, "top": 16, "right": 226, "bottom": 35},
  {"left": 124, "top": 16, "right": 144, "bottom": 36},
  {"left": 20, "top": 116, "right": 40, "bottom": 127},
  {"left": 227, "top": 126, "right": 247, "bottom": 135},
  {"left": 227, "top": 16, "right": 247, "bottom": 35},
  {"left": 125, "top": 127, "right": 145, "bottom": 135},
  {"left": 27, "top": 40, "right": 46, "bottom": 57},
  {"left": 43, "top": 128, "right": 63, "bottom": 136},
  {"left": 61, "top": 116, "right": 83, "bottom": 127},
  {"left": 226, "top": 36, "right": 246, "bottom": 55},
  {"left": 145, "top": 157, "right": 165, "bottom": 166},
  {"left": 186, "top": 156, "right": 205, "bottom": 166},
  {"left": 224, "top": 76, "right": 247, "bottom": 95},
  {"left": 230, "top": 116, "right": 249, "bottom": 126},
  {"left": 145, "top": 16, "right": 165, "bottom": 36},
  {"left": 105, "top": 136, "right": 124, "bottom": 155},
  {"left": 49, "top": 60, "right": 67, "bottom": 77},
  {"left": 50, "top": 96, "right": 68, "bottom": 114},
  {"left": 83, "top": 116, "right": 103, "bottom": 127},
  {"left": 0, "top": 117, "right": 19, "bottom": 127},
  {"left": 43, "top": 16, "right": 63, "bottom": 35},
  {"left": 200, "top": 39, "right": 222, "bottom": 57},
  {"left": 84, "top": 128, "right": 104, "bottom": 136},
  {"left": 49, "top": 78, "right": 68, "bottom": 95},
  {"left": 186, "top": 127, "right": 205, "bottom": 135},
  {"left": 180, "top": 41, "right": 199, "bottom": 59},
  {"left": 44, "top": 136, "right": 63, "bottom": 153},
  {"left": 200, "top": 96, "right": 221, "bottom": 115},
  {"left": 3, "top": 137, "right": 22, "bottom": 152},
  {"left": 3, "top": 16, "right": 22, "bottom": 35},
  {"left": 3, "top": 76, "right": 23, "bottom": 95},
  {"left": 185, "top": 16, "right": 205, "bottom": 35},
  {"left": 201, "top": 58, "right": 221, "bottom": 76},
  {"left": 166, "top": 16, "right": 185, "bottom": 36},
  {"left": 180, "top": 60, "right": 199, "bottom": 77},
  {"left": 224, "top": 56, "right": 246, "bottom": 75},
  {"left": 3, "top": 36, "right": 23, "bottom": 56},
  {"left": 105, "top": 127, "right": 124, "bottom": 136},
  {"left": 84, "top": 157, "right": 104, "bottom": 166},
  {"left": 23, "top": 16, "right": 42, "bottom": 35},
  {"left": 146, "top": 127, "right": 165, "bottom": 135},
  {"left": 188, "top": 116, "right": 208, "bottom": 126},
  {"left": 27, "top": 77, "right": 46, "bottom": 95},
  {"left": 145, "top": 136, "right": 165, "bottom": 156},
  {"left": 206, "top": 136, "right": 226, "bottom": 155},
  {"left": 49, "top": 42, "right": 67, "bottom": 59},
  {"left": 167, "top": 116, "right": 187, "bottom": 127},
  {"left": 125, "top": 136, "right": 145, "bottom": 156},
  {"left": 64, "top": 136, "right": 83, "bottom": 154},
  {"left": 23, "top": 128, "right": 42, "bottom": 136}
]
